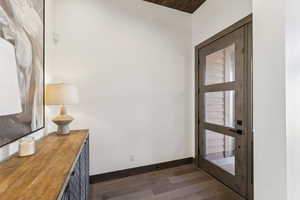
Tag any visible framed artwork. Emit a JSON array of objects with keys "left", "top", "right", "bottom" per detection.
[{"left": 0, "top": 0, "right": 45, "bottom": 147}]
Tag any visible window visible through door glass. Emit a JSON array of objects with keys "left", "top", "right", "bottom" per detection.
[
  {"left": 205, "top": 44, "right": 235, "bottom": 85},
  {"left": 205, "top": 129, "right": 236, "bottom": 175},
  {"left": 205, "top": 90, "right": 235, "bottom": 128}
]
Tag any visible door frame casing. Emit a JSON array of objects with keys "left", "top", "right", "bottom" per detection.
[
  {"left": 194, "top": 14, "right": 253, "bottom": 200},
  {"left": 198, "top": 26, "right": 247, "bottom": 195}
]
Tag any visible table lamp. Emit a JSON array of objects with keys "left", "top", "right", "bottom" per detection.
[
  {"left": 0, "top": 38, "right": 22, "bottom": 116},
  {"left": 45, "top": 83, "right": 79, "bottom": 135}
]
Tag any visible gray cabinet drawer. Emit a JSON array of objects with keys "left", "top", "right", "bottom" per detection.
[{"left": 61, "top": 138, "right": 89, "bottom": 200}]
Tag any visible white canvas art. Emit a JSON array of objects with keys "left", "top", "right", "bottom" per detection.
[{"left": 0, "top": 0, "right": 44, "bottom": 147}]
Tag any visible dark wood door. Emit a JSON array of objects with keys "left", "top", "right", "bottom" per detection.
[{"left": 196, "top": 19, "right": 252, "bottom": 198}]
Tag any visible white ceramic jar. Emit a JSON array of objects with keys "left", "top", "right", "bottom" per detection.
[{"left": 19, "top": 137, "right": 36, "bottom": 157}]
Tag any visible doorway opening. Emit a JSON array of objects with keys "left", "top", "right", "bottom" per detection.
[{"left": 195, "top": 15, "right": 253, "bottom": 200}]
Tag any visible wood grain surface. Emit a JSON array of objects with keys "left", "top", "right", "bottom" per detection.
[
  {"left": 143, "top": 0, "right": 206, "bottom": 13},
  {"left": 90, "top": 164, "right": 244, "bottom": 200},
  {"left": 0, "top": 130, "right": 89, "bottom": 200}
]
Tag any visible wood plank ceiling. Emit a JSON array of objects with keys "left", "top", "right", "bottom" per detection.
[{"left": 143, "top": 0, "right": 206, "bottom": 13}]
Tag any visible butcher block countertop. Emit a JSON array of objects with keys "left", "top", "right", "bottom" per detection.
[{"left": 0, "top": 129, "right": 89, "bottom": 200}]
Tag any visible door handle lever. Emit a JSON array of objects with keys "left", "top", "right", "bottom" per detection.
[{"left": 229, "top": 128, "right": 243, "bottom": 135}]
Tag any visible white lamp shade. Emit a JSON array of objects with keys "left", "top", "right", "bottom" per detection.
[
  {"left": 0, "top": 38, "right": 22, "bottom": 116},
  {"left": 45, "top": 83, "right": 79, "bottom": 105}
]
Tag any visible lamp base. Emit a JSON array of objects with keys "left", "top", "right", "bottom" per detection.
[{"left": 52, "top": 114, "right": 74, "bottom": 135}]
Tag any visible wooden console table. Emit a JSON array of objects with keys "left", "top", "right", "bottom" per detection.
[{"left": 0, "top": 130, "right": 89, "bottom": 200}]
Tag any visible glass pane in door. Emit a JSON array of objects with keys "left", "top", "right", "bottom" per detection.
[
  {"left": 205, "top": 44, "right": 235, "bottom": 85},
  {"left": 205, "top": 91, "right": 235, "bottom": 128},
  {"left": 205, "top": 130, "right": 235, "bottom": 175}
]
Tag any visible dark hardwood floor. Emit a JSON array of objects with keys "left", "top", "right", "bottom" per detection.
[{"left": 90, "top": 164, "right": 244, "bottom": 200}]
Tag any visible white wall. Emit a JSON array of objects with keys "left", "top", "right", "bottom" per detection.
[
  {"left": 49, "top": 0, "right": 192, "bottom": 175},
  {"left": 286, "top": 0, "right": 300, "bottom": 199},
  {"left": 253, "top": 0, "right": 287, "bottom": 199},
  {"left": 192, "top": 0, "right": 252, "bottom": 46}
]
